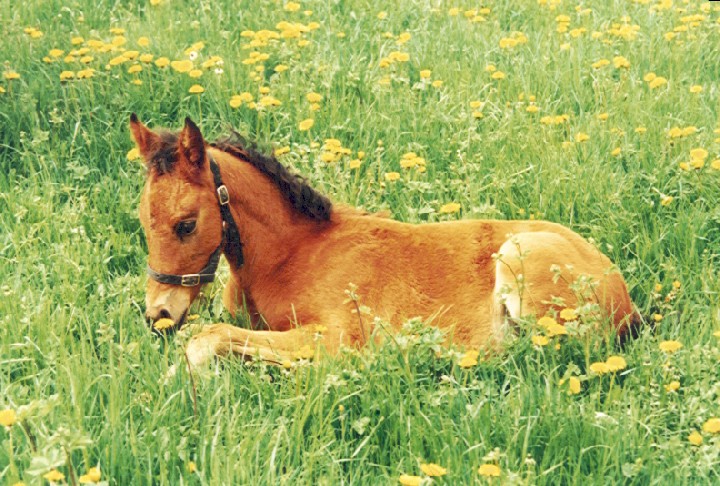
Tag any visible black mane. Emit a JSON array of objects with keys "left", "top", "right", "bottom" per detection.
[{"left": 146, "top": 129, "right": 332, "bottom": 222}]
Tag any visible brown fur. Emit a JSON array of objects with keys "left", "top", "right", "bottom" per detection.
[{"left": 130, "top": 116, "right": 640, "bottom": 368}]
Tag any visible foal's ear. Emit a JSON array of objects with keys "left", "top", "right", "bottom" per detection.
[
  {"left": 178, "top": 117, "right": 206, "bottom": 169},
  {"left": 129, "top": 113, "right": 161, "bottom": 162}
]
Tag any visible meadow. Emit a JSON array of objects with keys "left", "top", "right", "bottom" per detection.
[{"left": 1, "top": 0, "right": 720, "bottom": 484}]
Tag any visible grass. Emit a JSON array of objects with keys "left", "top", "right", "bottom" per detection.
[{"left": 1, "top": 0, "right": 719, "bottom": 484}]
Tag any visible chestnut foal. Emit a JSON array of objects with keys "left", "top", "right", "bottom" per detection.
[{"left": 130, "top": 115, "right": 639, "bottom": 367}]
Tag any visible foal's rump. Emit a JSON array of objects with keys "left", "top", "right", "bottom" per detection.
[{"left": 485, "top": 221, "right": 637, "bottom": 335}]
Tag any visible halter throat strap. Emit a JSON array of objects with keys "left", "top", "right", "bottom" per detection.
[{"left": 146, "top": 154, "right": 243, "bottom": 287}]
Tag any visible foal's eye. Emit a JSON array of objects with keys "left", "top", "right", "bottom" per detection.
[{"left": 175, "top": 220, "right": 197, "bottom": 239}]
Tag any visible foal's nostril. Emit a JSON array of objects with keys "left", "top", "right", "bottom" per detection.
[{"left": 146, "top": 307, "right": 173, "bottom": 325}]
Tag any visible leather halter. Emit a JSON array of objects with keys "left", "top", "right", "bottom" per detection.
[{"left": 146, "top": 155, "right": 243, "bottom": 287}]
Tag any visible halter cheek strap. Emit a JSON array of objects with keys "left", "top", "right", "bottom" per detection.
[{"left": 146, "top": 155, "right": 243, "bottom": 287}]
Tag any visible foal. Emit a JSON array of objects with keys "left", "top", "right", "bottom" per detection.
[{"left": 130, "top": 115, "right": 639, "bottom": 367}]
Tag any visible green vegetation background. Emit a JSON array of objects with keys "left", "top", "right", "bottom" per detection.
[{"left": 1, "top": 0, "right": 719, "bottom": 484}]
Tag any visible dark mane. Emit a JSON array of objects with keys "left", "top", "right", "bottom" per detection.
[
  {"left": 211, "top": 131, "right": 332, "bottom": 221},
  {"left": 145, "top": 129, "right": 332, "bottom": 221}
]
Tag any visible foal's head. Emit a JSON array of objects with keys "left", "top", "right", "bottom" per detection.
[{"left": 130, "top": 115, "right": 223, "bottom": 330}]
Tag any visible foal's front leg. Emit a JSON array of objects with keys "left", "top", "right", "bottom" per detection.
[{"left": 184, "top": 324, "right": 332, "bottom": 368}]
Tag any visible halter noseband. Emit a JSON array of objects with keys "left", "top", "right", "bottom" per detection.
[{"left": 146, "top": 155, "right": 243, "bottom": 287}]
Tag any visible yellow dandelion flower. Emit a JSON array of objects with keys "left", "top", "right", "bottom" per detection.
[
  {"left": 702, "top": 418, "right": 720, "bottom": 434},
  {"left": 568, "top": 376, "right": 581, "bottom": 395},
  {"left": 349, "top": 159, "right": 362, "bottom": 169},
  {"left": 659, "top": 340, "right": 682, "bottom": 353},
  {"left": 690, "top": 148, "right": 708, "bottom": 161},
  {"left": 126, "top": 148, "right": 141, "bottom": 161},
  {"left": 575, "top": 132, "right": 590, "bottom": 143},
  {"left": 188, "top": 69, "right": 203, "bottom": 78},
  {"left": 71, "top": 36, "right": 84, "bottom": 45},
  {"left": 397, "top": 32, "right": 412, "bottom": 44},
  {"left": 546, "top": 322, "right": 568, "bottom": 337},
  {"left": 478, "top": 464, "right": 501, "bottom": 477},
  {"left": 78, "top": 466, "right": 102, "bottom": 483},
  {"left": 306, "top": 92, "right": 323, "bottom": 103},
  {"left": 635, "top": 126, "right": 647, "bottom": 134},
  {"left": 537, "top": 316, "right": 558, "bottom": 329},
  {"left": 155, "top": 57, "right": 170, "bottom": 68},
  {"left": 459, "top": 350, "right": 479, "bottom": 368},
  {"left": 171, "top": 60, "right": 193, "bottom": 73},
  {"left": 419, "top": 69, "right": 431, "bottom": 79},
  {"left": 59, "top": 70, "right": 75, "bottom": 81},
  {"left": 275, "top": 146, "right": 290, "bottom": 157},
  {"left": 525, "top": 105, "right": 539, "bottom": 113},
  {"left": 3, "top": 71, "right": 20, "bottom": 80},
  {"left": 284, "top": 2, "right": 301, "bottom": 12},
  {"left": 491, "top": 71, "right": 505, "bottom": 80},
  {"left": 439, "top": 203, "right": 461, "bottom": 214},
  {"left": 688, "top": 431, "right": 703, "bottom": 446},
  {"left": 188, "top": 84, "right": 204, "bottom": 94},
  {"left": 153, "top": 318, "right": 174, "bottom": 331},
  {"left": 660, "top": 195, "right": 674, "bottom": 206},
  {"left": 589, "top": 362, "right": 609, "bottom": 375},
  {"left": 0, "top": 87, "right": 5, "bottom": 94},
  {"left": 689, "top": 85, "right": 702, "bottom": 93},
  {"left": 531, "top": 335, "right": 549, "bottom": 347},
  {"left": 0, "top": 409, "right": 17, "bottom": 427},
  {"left": 377, "top": 11, "right": 388, "bottom": 20},
  {"left": 43, "top": 470, "right": 65, "bottom": 482},
  {"left": 664, "top": 381, "right": 680, "bottom": 393},
  {"left": 259, "top": 96, "right": 281, "bottom": 107},
  {"left": 108, "top": 56, "right": 127, "bottom": 66},
  {"left": 385, "top": 172, "right": 400, "bottom": 182},
  {"left": 649, "top": 77, "right": 667, "bottom": 89},
  {"left": 229, "top": 98, "right": 243, "bottom": 108},
  {"left": 420, "top": 463, "right": 447, "bottom": 477},
  {"left": 643, "top": 72, "right": 657, "bottom": 82},
  {"left": 49, "top": 48, "right": 64, "bottom": 58},
  {"left": 111, "top": 35, "right": 127, "bottom": 47},
  {"left": 274, "top": 64, "right": 289, "bottom": 73},
  {"left": 613, "top": 56, "right": 630, "bottom": 69},
  {"left": 298, "top": 119, "right": 314, "bottom": 131},
  {"left": 611, "top": 147, "right": 622, "bottom": 157},
  {"left": 127, "top": 65, "right": 142, "bottom": 74},
  {"left": 399, "top": 475, "right": 422, "bottom": 486},
  {"left": 592, "top": 59, "right": 610, "bottom": 69},
  {"left": 187, "top": 461, "right": 197, "bottom": 473},
  {"left": 605, "top": 355, "right": 627, "bottom": 372}
]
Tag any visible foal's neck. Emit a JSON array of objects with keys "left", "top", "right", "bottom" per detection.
[{"left": 209, "top": 148, "right": 320, "bottom": 282}]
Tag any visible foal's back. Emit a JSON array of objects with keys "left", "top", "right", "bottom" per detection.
[{"left": 300, "top": 210, "right": 637, "bottom": 346}]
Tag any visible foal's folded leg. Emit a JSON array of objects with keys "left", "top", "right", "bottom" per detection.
[{"left": 184, "top": 323, "right": 335, "bottom": 368}]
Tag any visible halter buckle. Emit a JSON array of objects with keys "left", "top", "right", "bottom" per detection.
[
  {"left": 217, "top": 185, "right": 230, "bottom": 205},
  {"left": 181, "top": 274, "right": 201, "bottom": 287}
]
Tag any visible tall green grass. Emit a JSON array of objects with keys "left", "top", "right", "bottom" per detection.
[{"left": 1, "top": 0, "right": 719, "bottom": 484}]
